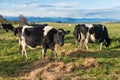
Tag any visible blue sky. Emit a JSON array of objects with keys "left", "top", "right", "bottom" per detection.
[{"left": 0, "top": 0, "right": 120, "bottom": 18}]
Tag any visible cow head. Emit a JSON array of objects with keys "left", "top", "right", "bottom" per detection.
[
  {"left": 14, "top": 27, "right": 18, "bottom": 36},
  {"left": 105, "top": 38, "right": 112, "bottom": 47},
  {"left": 13, "top": 26, "right": 22, "bottom": 36},
  {"left": 54, "top": 28, "right": 70, "bottom": 46}
]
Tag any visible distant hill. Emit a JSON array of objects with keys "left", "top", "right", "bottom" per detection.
[{"left": 4, "top": 16, "right": 120, "bottom": 23}]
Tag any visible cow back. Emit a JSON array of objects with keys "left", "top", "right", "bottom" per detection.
[{"left": 24, "top": 26, "right": 44, "bottom": 48}]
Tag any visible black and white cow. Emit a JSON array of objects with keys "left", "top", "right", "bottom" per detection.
[
  {"left": 0, "top": 23, "right": 14, "bottom": 32},
  {"left": 14, "top": 25, "right": 70, "bottom": 58},
  {"left": 27, "top": 23, "right": 48, "bottom": 27},
  {"left": 73, "top": 24, "right": 112, "bottom": 51}
]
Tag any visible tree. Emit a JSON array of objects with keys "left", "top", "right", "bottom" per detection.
[
  {"left": 19, "top": 15, "right": 28, "bottom": 26},
  {"left": 0, "top": 15, "right": 3, "bottom": 19},
  {"left": 0, "top": 15, "right": 8, "bottom": 23}
]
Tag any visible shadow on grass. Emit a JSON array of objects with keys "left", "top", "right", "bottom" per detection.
[
  {"left": 0, "top": 57, "right": 55, "bottom": 78},
  {"left": 110, "top": 45, "right": 120, "bottom": 50},
  {"left": 0, "top": 59, "right": 33, "bottom": 77},
  {"left": 67, "top": 49, "right": 120, "bottom": 59}
]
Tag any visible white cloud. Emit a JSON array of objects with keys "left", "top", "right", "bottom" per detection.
[
  {"left": 0, "top": 1, "right": 120, "bottom": 20},
  {"left": 1, "top": 7, "right": 120, "bottom": 19},
  {"left": 53, "top": 1, "right": 81, "bottom": 8},
  {"left": 0, "top": 1, "right": 81, "bottom": 17}
]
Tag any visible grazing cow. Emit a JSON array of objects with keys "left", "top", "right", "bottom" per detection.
[
  {"left": 28, "top": 23, "right": 48, "bottom": 27},
  {"left": 73, "top": 24, "right": 111, "bottom": 51},
  {"left": 0, "top": 23, "right": 14, "bottom": 32},
  {"left": 14, "top": 25, "right": 70, "bottom": 58}
]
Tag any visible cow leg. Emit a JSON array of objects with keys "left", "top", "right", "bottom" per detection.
[
  {"left": 19, "top": 38, "right": 22, "bottom": 50},
  {"left": 84, "top": 39, "right": 89, "bottom": 51},
  {"left": 84, "top": 32, "right": 90, "bottom": 51},
  {"left": 53, "top": 50, "right": 58, "bottom": 58},
  {"left": 22, "top": 45, "right": 27, "bottom": 58},
  {"left": 51, "top": 49, "right": 58, "bottom": 58},
  {"left": 100, "top": 42, "right": 103, "bottom": 51},
  {"left": 21, "top": 41, "right": 28, "bottom": 59},
  {"left": 75, "top": 40, "right": 79, "bottom": 48},
  {"left": 54, "top": 44, "right": 61, "bottom": 59},
  {"left": 42, "top": 48, "right": 47, "bottom": 58},
  {"left": 80, "top": 33, "right": 85, "bottom": 49},
  {"left": 80, "top": 39, "right": 83, "bottom": 49},
  {"left": 54, "top": 52, "right": 57, "bottom": 58}
]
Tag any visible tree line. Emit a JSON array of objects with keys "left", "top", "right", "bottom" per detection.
[{"left": 0, "top": 14, "right": 28, "bottom": 26}]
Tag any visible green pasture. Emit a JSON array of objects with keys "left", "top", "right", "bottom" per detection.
[{"left": 0, "top": 22, "right": 120, "bottom": 80}]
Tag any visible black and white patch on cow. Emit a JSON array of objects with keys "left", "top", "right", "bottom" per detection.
[
  {"left": 15, "top": 25, "right": 70, "bottom": 59},
  {"left": 73, "top": 24, "right": 111, "bottom": 51},
  {"left": 43, "top": 26, "right": 53, "bottom": 36}
]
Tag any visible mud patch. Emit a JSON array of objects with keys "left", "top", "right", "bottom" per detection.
[
  {"left": 60, "top": 48, "right": 82, "bottom": 57},
  {"left": 83, "top": 57, "right": 99, "bottom": 68},
  {"left": 16, "top": 48, "right": 99, "bottom": 80},
  {"left": 25, "top": 61, "right": 79, "bottom": 80}
]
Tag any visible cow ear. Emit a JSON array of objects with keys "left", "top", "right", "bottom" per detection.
[
  {"left": 65, "top": 30, "right": 70, "bottom": 34},
  {"left": 6, "top": 30, "right": 8, "bottom": 32},
  {"left": 77, "top": 24, "right": 80, "bottom": 26}
]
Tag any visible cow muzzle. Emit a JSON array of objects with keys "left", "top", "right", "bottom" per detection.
[{"left": 59, "top": 43, "right": 64, "bottom": 47}]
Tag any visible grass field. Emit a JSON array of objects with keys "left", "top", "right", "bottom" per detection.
[{"left": 0, "top": 22, "right": 120, "bottom": 80}]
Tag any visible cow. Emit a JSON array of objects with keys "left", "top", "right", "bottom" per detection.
[
  {"left": 14, "top": 25, "right": 70, "bottom": 59},
  {"left": 0, "top": 23, "right": 14, "bottom": 32},
  {"left": 30, "top": 24, "right": 48, "bottom": 26},
  {"left": 73, "top": 24, "right": 112, "bottom": 51}
]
